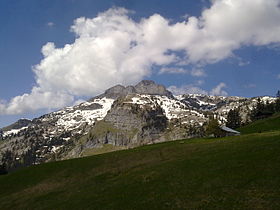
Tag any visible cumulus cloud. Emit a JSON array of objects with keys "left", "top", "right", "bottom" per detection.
[
  {"left": 168, "top": 84, "right": 208, "bottom": 95},
  {"left": 244, "top": 83, "right": 257, "bottom": 88},
  {"left": 0, "top": 87, "right": 73, "bottom": 115},
  {"left": 47, "top": 22, "right": 55, "bottom": 27},
  {"left": 196, "top": 80, "right": 205, "bottom": 85},
  {"left": 158, "top": 67, "right": 206, "bottom": 76},
  {"left": 209, "top": 82, "right": 228, "bottom": 96},
  {"left": 190, "top": 68, "right": 206, "bottom": 77},
  {"left": 159, "top": 67, "right": 188, "bottom": 74},
  {"left": 1, "top": 0, "right": 280, "bottom": 114},
  {"left": 168, "top": 82, "right": 228, "bottom": 96}
]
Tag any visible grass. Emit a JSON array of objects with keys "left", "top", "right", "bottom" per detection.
[
  {"left": 1, "top": 129, "right": 280, "bottom": 209},
  {"left": 82, "top": 144, "right": 127, "bottom": 156},
  {"left": 1, "top": 114, "right": 280, "bottom": 209},
  {"left": 238, "top": 113, "right": 280, "bottom": 134}
]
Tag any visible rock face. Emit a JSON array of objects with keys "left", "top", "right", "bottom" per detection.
[
  {"left": 0, "top": 80, "right": 276, "bottom": 172},
  {"left": 2, "top": 119, "right": 32, "bottom": 132},
  {"left": 96, "top": 85, "right": 134, "bottom": 99},
  {"left": 82, "top": 96, "right": 167, "bottom": 149},
  {"left": 94, "top": 80, "right": 173, "bottom": 99},
  {"left": 0, "top": 97, "right": 115, "bottom": 171},
  {"left": 134, "top": 80, "right": 173, "bottom": 97}
]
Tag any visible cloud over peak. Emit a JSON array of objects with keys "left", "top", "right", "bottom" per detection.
[
  {"left": 168, "top": 82, "right": 228, "bottom": 96},
  {"left": 1, "top": 0, "right": 280, "bottom": 115}
]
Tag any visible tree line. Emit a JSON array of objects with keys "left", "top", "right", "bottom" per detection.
[
  {"left": 206, "top": 91, "right": 280, "bottom": 137},
  {"left": 228, "top": 91, "right": 280, "bottom": 128},
  {"left": 250, "top": 91, "right": 280, "bottom": 121}
]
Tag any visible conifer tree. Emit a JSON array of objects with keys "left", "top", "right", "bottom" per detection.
[
  {"left": 226, "top": 109, "right": 241, "bottom": 129},
  {"left": 275, "top": 90, "right": 280, "bottom": 112},
  {"left": 206, "top": 117, "right": 222, "bottom": 138},
  {"left": 251, "top": 98, "right": 265, "bottom": 121},
  {"left": 276, "top": 90, "right": 280, "bottom": 98},
  {"left": 0, "top": 164, "right": 7, "bottom": 175}
]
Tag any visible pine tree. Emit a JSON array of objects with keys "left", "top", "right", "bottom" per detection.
[
  {"left": 276, "top": 90, "right": 280, "bottom": 98},
  {"left": 256, "top": 98, "right": 264, "bottom": 114},
  {"left": 0, "top": 164, "right": 7, "bottom": 175},
  {"left": 263, "top": 100, "right": 275, "bottom": 116},
  {"left": 275, "top": 91, "right": 280, "bottom": 112},
  {"left": 251, "top": 98, "right": 265, "bottom": 121},
  {"left": 206, "top": 117, "right": 222, "bottom": 138},
  {"left": 226, "top": 109, "right": 241, "bottom": 129}
]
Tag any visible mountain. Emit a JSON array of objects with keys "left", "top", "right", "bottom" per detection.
[
  {"left": 95, "top": 80, "right": 173, "bottom": 99},
  {"left": 0, "top": 80, "right": 276, "bottom": 171},
  {"left": 1, "top": 119, "right": 280, "bottom": 209},
  {"left": 237, "top": 113, "right": 280, "bottom": 134},
  {"left": 2, "top": 119, "right": 32, "bottom": 132}
]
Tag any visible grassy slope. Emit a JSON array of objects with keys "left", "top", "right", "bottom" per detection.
[
  {"left": 82, "top": 144, "right": 127, "bottom": 156},
  {"left": 238, "top": 113, "right": 280, "bottom": 134},
  {"left": 1, "top": 129, "right": 280, "bottom": 209}
]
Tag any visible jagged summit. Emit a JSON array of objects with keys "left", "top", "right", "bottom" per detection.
[
  {"left": 95, "top": 84, "right": 135, "bottom": 99},
  {"left": 135, "top": 80, "right": 173, "bottom": 97},
  {"left": 2, "top": 118, "right": 32, "bottom": 132},
  {"left": 1, "top": 78, "right": 277, "bottom": 172},
  {"left": 94, "top": 80, "right": 173, "bottom": 100}
]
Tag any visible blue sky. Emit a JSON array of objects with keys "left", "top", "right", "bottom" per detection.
[{"left": 0, "top": 0, "right": 280, "bottom": 127}]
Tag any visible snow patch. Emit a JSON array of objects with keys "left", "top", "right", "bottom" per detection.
[
  {"left": 51, "top": 145, "right": 64, "bottom": 153},
  {"left": 3, "top": 126, "right": 28, "bottom": 138},
  {"left": 55, "top": 97, "right": 114, "bottom": 131}
]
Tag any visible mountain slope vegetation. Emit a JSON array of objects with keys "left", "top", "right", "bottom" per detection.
[
  {"left": 238, "top": 113, "right": 280, "bottom": 134},
  {"left": 1, "top": 115, "right": 280, "bottom": 210},
  {"left": 1, "top": 80, "right": 277, "bottom": 172}
]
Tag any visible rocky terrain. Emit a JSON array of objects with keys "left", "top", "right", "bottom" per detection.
[{"left": 0, "top": 80, "right": 276, "bottom": 171}]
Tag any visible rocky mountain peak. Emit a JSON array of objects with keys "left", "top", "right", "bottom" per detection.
[
  {"left": 2, "top": 118, "right": 32, "bottom": 132},
  {"left": 95, "top": 84, "right": 136, "bottom": 99},
  {"left": 103, "top": 85, "right": 127, "bottom": 98},
  {"left": 94, "top": 80, "right": 173, "bottom": 100},
  {"left": 136, "top": 80, "right": 155, "bottom": 86},
  {"left": 2, "top": 78, "right": 277, "bottom": 172},
  {"left": 135, "top": 80, "right": 173, "bottom": 97}
]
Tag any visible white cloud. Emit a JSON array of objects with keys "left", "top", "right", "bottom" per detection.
[
  {"left": 181, "top": 13, "right": 190, "bottom": 20},
  {"left": 0, "top": 87, "right": 73, "bottom": 115},
  {"left": 238, "top": 59, "right": 250, "bottom": 67},
  {"left": 244, "top": 83, "right": 257, "bottom": 88},
  {"left": 168, "top": 82, "right": 228, "bottom": 96},
  {"left": 277, "top": 74, "right": 280, "bottom": 79},
  {"left": 47, "top": 22, "right": 55, "bottom": 27},
  {"left": 195, "top": 0, "right": 280, "bottom": 63},
  {"left": 73, "top": 99, "right": 86, "bottom": 106},
  {"left": 159, "top": 67, "right": 188, "bottom": 74},
  {"left": 210, "top": 82, "right": 228, "bottom": 96},
  {"left": 196, "top": 80, "right": 205, "bottom": 85},
  {"left": 190, "top": 68, "right": 206, "bottom": 77},
  {"left": 2, "top": 0, "right": 280, "bottom": 115},
  {"left": 159, "top": 67, "right": 206, "bottom": 77},
  {"left": 168, "top": 84, "right": 208, "bottom": 95}
]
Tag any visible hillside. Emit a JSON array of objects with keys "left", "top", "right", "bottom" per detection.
[
  {"left": 1, "top": 80, "right": 276, "bottom": 172},
  {"left": 1, "top": 127, "right": 280, "bottom": 209},
  {"left": 238, "top": 113, "right": 280, "bottom": 134}
]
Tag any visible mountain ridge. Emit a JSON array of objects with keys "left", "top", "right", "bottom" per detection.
[
  {"left": 0, "top": 80, "right": 277, "bottom": 171},
  {"left": 92, "top": 80, "right": 173, "bottom": 100}
]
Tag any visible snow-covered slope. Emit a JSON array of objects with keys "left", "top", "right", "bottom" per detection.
[
  {"left": 0, "top": 80, "right": 277, "bottom": 172},
  {"left": 0, "top": 96, "right": 115, "bottom": 167},
  {"left": 1, "top": 93, "right": 275, "bottom": 140},
  {"left": 123, "top": 94, "right": 207, "bottom": 125},
  {"left": 2, "top": 126, "right": 29, "bottom": 138},
  {"left": 53, "top": 97, "right": 114, "bottom": 131}
]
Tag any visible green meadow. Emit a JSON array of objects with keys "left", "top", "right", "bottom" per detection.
[{"left": 1, "top": 115, "right": 280, "bottom": 210}]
